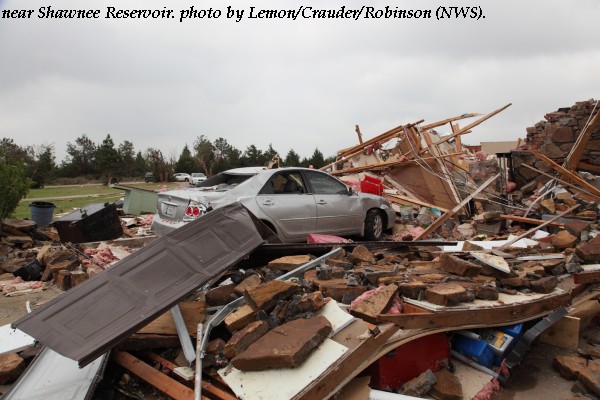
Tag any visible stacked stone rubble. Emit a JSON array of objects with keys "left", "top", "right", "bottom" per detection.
[{"left": 512, "top": 99, "right": 600, "bottom": 187}]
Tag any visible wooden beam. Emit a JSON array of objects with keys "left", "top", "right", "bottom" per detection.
[
  {"left": 355, "top": 124, "right": 363, "bottom": 144},
  {"left": 497, "top": 204, "right": 579, "bottom": 250},
  {"left": 521, "top": 163, "right": 600, "bottom": 201},
  {"left": 577, "top": 161, "right": 600, "bottom": 174},
  {"left": 377, "top": 291, "right": 571, "bottom": 329},
  {"left": 321, "top": 113, "right": 480, "bottom": 172},
  {"left": 420, "top": 104, "right": 512, "bottom": 153},
  {"left": 565, "top": 106, "right": 600, "bottom": 170},
  {"left": 112, "top": 351, "right": 197, "bottom": 400},
  {"left": 328, "top": 159, "right": 407, "bottom": 176},
  {"left": 529, "top": 149, "right": 600, "bottom": 199},
  {"left": 452, "top": 123, "right": 462, "bottom": 152},
  {"left": 328, "top": 152, "right": 463, "bottom": 176},
  {"left": 419, "top": 113, "right": 481, "bottom": 131},
  {"left": 333, "top": 120, "right": 423, "bottom": 160},
  {"left": 500, "top": 214, "right": 564, "bottom": 228},
  {"left": 413, "top": 173, "right": 500, "bottom": 240}
]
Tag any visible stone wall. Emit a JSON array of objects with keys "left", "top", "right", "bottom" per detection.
[{"left": 512, "top": 99, "right": 599, "bottom": 189}]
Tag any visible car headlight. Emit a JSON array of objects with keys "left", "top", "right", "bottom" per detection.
[{"left": 184, "top": 200, "right": 209, "bottom": 219}]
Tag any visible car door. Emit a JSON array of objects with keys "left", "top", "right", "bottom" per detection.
[
  {"left": 255, "top": 171, "right": 317, "bottom": 241},
  {"left": 303, "top": 170, "right": 363, "bottom": 235}
]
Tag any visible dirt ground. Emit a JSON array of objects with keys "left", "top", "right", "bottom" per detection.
[{"left": 0, "top": 285, "right": 64, "bottom": 327}]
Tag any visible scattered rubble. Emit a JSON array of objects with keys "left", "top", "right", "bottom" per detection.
[{"left": 1, "top": 99, "right": 599, "bottom": 399}]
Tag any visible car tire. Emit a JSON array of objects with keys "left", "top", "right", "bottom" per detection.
[{"left": 364, "top": 209, "right": 384, "bottom": 241}]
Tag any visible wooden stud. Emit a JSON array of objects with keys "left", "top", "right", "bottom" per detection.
[
  {"left": 521, "top": 163, "right": 600, "bottom": 201},
  {"left": 499, "top": 214, "right": 564, "bottom": 228},
  {"left": 420, "top": 104, "right": 512, "bottom": 153},
  {"left": 497, "top": 204, "right": 579, "bottom": 250},
  {"left": 355, "top": 124, "right": 363, "bottom": 144},
  {"left": 112, "top": 351, "right": 196, "bottom": 400},
  {"left": 529, "top": 149, "right": 600, "bottom": 199}
]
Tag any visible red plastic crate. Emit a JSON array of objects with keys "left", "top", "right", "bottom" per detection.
[
  {"left": 360, "top": 175, "right": 383, "bottom": 196},
  {"left": 366, "top": 333, "right": 450, "bottom": 391}
]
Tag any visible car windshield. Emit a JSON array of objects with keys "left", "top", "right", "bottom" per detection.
[{"left": 193, "top": 171, "right": 256, "bottom": 189}]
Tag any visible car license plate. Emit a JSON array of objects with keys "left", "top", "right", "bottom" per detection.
[{"left": 164, "top": 204, "right": 176, "bottom": 217}]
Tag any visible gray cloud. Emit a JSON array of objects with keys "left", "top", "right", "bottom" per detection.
[{"left": 1, "top": 0, "right": 599, "bottom": 163}]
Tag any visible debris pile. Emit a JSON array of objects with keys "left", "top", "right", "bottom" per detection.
[{"left": 1, "top": 100, "right": 600, "bottom": 399}]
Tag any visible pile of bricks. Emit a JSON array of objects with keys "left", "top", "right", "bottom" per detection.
[{"left": 524, "top": 99, "right": 600, "bottom": 163}]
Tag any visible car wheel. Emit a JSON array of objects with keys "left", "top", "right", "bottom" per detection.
[
  {"left": 364, "top": 209, "right": 384, "bottom": 241},
  {"left": 185, "top": 178, "right": 189, "bottom": 182}
]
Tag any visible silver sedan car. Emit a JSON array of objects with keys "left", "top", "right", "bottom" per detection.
[{"left": 151, "top": 167, "right": 396, "bottom": 242}]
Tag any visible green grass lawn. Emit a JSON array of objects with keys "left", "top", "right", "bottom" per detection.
[{"left": 12, "top": 182, "right": 185, "bottom": 219}]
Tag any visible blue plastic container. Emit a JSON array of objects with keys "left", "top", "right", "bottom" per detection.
[
  {"left": 452, "top": 334, "right": 495, "bottom": 368},
  {"left": 499, "top": 323, "right": 523, "bottom": 339}
]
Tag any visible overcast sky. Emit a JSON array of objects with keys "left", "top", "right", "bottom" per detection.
[{"left": 1, "top": 0, "right": 599, "bottom": 164}]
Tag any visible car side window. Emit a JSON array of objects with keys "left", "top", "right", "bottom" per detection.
[
  {"left": 305, "top": 171, "right": 348, "bottom": 194},
  {"left": 259, "top": 172, "right": 306, "bottom": 195}
]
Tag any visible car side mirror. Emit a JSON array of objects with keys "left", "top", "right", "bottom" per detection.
[{"left": 347, "top": 187, "right": 355, "bottom": 196}]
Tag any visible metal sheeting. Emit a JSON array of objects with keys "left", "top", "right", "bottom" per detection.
[
  {"left": 12, "top": 203, "right": 265, "bottom": 367},
  {"left": 1, "top": 348, "right": 107, "bottom": 400}
]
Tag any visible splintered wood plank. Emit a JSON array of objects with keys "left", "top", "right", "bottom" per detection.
[
  {"left": 419, "top": 103, "right": 512, "bottom": 152},
  {"left": 378, "top": 291, "right": 571, "bottom": 329},
  {"left": 499, "top": 214, "right": 564, "bottom": 228},
  {"left": 112, "top": 351, "right": 196, "bottom": 400},
  {"left": 137, "top": 301, "right": 206, "bottom": 336},
  {"left": 529, "top": 149, "right": 600, "bottom": 199},
  {"left": 498, "top": 204, "right": 579, "bottom": 250}
]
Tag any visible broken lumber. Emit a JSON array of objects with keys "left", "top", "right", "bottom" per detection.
[
  {"left": 521, "top": 163, "right": 600, "bottom": 200},
  {"left": 565, "top": 105, "right": 600, "bottom": 170},
  {"left": 529, "top": 149, "right": 600, "bottom": 199},
  {"left": 419, "top": 104, "right": 512, "bottom": 153},
  {"left": 500, "top": 214, "right": 564, "bottom": 228},
  {"left": 112, "top": 351, "right": 195, "bottom": 400},
  {"left": 498, "top": 204, "right": 579, "bottom": 250},
  {"left": 378, "top": 291, "right": 571, "bottom": 329},
  {"left": 413, "top": 173, "right": 500, "bottom": 240}
]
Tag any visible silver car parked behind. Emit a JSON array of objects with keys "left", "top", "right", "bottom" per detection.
[{"left": 151, "top": 167, "right": 396, "bottom": 242}]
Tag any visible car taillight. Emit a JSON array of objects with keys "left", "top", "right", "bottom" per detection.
[
  {"left": 193, "top": 207, "right": 200, "bottom": 216},
  {"left": 186, "top": 206, "right": 193, "bottom": 216}
]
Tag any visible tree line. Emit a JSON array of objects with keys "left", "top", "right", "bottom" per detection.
[{"left": 0, "top": 134, "right": 335, "bottom": 188}]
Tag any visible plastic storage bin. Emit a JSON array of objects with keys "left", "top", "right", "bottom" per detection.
[
  {"left": 452, "top": 334, "right": 495, "bottom": 368},
  {"left": 360, "top": 175, "right": 383, "bottom": 196}
]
